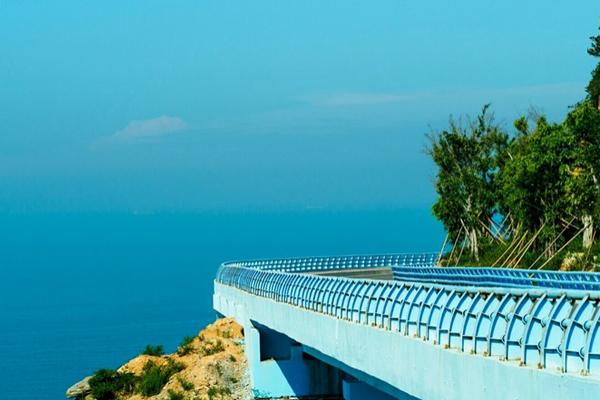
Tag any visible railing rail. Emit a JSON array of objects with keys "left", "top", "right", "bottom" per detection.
[
  {"left": 391, "top": 265, "right": 600, "bottom": 291},
  {"left": 222, "top": 252, "right": 438, "bottom": 273},
  {"left": 216, "top": 253, "right": 600, "bottom": 377}
]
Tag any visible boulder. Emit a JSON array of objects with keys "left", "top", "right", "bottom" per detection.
[{"left": 66, "top": 376, "right": 91, "bottom": 399}]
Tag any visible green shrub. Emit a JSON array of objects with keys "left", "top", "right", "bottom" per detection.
[
  {"left": 228, "top": 355, "right": 236, "bottom": 362},
  {"left": 167, "top": 389, "right": 186, "bottom": 400},
  {"left": 202, "top": 339, "right": 225, "bottom": 356},
  {"left": 213, "top": 362, "right": 223, "bottom": 377},
  {"left": 177, "top": 376, "right": 194, "bottom": 391},
  {"left": 89, "top": 369, "right": 138, "bottom": 400},
  {"left": 138, "top": 359, "right": 185, "bottom": 396},
  {"left": 208, "top": 386, "right": 232, "bottom": 400},
  {"left": 218, "top": 329, "right": 232, "bottom": 339},
  {"left": 142, "top": 344, "right": 164, "bottom": 356},
  {"left": 177, "top": 335, "right": 195, "bottom": 356}
]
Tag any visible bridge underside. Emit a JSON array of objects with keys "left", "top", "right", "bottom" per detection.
[{"left": 214, "top": 282, "right": 600, "bottom": 400}]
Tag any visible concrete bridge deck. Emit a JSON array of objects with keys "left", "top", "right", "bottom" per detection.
[
  {"left": 214, "top": 252, "right": 600, "bottom": 400},
  {"left": 312, "top": 267, "right": 393, "bottom": 280}
]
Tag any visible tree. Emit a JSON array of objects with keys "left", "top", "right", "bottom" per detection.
[
  {"left": 427, "top": 105, "right": 508, "bottom": 261},
  {"left": 587, "top": 26, "right": 600, "bottom": 108},
  {"left": 498, "top": 116, "right": 571, "bottom": 258},
  {"left": 563, "top": 100, "right": 600, "bottom": 248}
]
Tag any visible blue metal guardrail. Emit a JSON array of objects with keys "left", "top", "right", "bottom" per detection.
[
  {"left": 216, "top": 253, "right": 600, "bottom": 377},
  {"left": 223, "top": 252, "right": 439, "bottom": 273},
  {"left": 391, "top": 266, "right": 600, "bottom": 291}
]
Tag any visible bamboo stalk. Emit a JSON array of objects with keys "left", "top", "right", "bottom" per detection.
[
  {"left": 537, "top": 225, "right": 587, "bottom": 270},
  {"left": 480, "top": 219, "right": 506, "bottom": 244},
  {"left": 437, "top": 233, "right": 449, "bottom": 266},
  {"left": 445, "top": 225, "right": 464, "bottom": 267},
  {"left": 488, "top": 217, "right": 505, "bottom": 239},
  {"left": 506, "top": 237, "right": 531, "bottom": 268},
  {"left": 494, "top": 211, "right": 511, "bottom": 238},
  {"left": 454, "top": 231, "right": 467, "bottom": 266},
  {"left": 510, "top": 222, "right": 545, "bottom": 268},
  {"left": 502, "top": 232, "right": 528, "bottom": 268},
  {"left": 529, "top": 217, "right": 575, "bottom": 269},
  {"left": 492, "top": 224, "right": 523, "bottom": 267}
]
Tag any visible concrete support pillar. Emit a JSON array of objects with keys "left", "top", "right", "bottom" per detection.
[{"left": 246, "top": 324, "right": 342, "bottom": 398}]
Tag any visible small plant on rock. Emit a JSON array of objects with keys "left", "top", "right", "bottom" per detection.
[
  {"left": 177, "top": 335, "right": 196, "bottom": 356},
  {"left": 167, "top": 389, "right": 186, "bottom": 400},
  {"left": 142, "top": 344, "right": 164, "bottom": 356},
  {"left": 177, "top": 376, "right": 194, "bottom": 391},
  {"left": 138, "top": 359, "right": 185, "bottom": 396},
  {"left": 202, "top": 339, "right": 225, "bottom": 356},
  {"left": 89, "top": 369, "right": 138, "bottom": 400}
]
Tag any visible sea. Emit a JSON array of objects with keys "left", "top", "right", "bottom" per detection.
[{"left": 0, "top": 209, "right": 443, "bottom": 400}]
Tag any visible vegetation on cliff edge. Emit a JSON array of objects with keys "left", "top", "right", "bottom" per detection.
[{"left": 428, "top": 25, "right": 600, "bottom": 270}]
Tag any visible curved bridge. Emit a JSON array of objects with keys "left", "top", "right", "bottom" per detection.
[{"left": 213, "top": 253, "right": 600, "bottom": 399}]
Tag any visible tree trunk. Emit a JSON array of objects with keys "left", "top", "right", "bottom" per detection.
[
  {"left": 583, "top": 214, "right": 594, "bottom": 249},
  {"left": 544, "top": 240, "right": 556, "bottom": 260},
  {"left": 469, "top": 228, "right": 479, "bottom": 261}
]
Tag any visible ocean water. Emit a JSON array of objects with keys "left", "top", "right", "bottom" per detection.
[{"left": 0, "top": 209, "right": 443, "bottom": 400}]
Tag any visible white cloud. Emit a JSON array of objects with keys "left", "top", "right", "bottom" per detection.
[{"left": 109, "top": 116, "right": 189, "bottom": 142}]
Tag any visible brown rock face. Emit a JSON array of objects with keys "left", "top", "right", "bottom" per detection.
[{"left": 68, "top": 318, "right": 251, "bottom": 400}]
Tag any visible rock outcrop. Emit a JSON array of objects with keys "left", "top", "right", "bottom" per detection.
[
  {"left": 66, "top": 376, "right": 92, "bottom": 399},
  {"left": 67, "top": 318, "right": 251, "bottom": 400}
]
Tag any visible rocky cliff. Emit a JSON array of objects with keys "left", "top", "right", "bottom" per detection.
[{"left": 67, "top": 318, "right": 251, "bottom": 400}]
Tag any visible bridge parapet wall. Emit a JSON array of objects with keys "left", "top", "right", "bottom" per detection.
[{"left": 217, "top": 254, "right": 600, "bottom": 378}]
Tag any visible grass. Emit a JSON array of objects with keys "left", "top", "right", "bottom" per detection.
[
  {"left": 167, "top": 389, "right": 186, "bottom": 400},
  {"left": 218, "top": 329, "right": 232, "bottom": 339},
  {"left": 177, "top": 335, "right": 196, "bottom": 356},
  {"left": 177, "top": 376, "right": 194, "bottom": 391},
  {"left": 201, "top": 339, "right": 225, "bottom": 356},
  {"left": 213, "top": 362, "right": 223, "bottom": 377},
  {"left": 207, "top": 386, "right": 232, "bottom": 400},
  {"left": 89, "top": 369, "right": 138, "bottom": 400},
  {"left": 142, "top": 344, "right": 164, "bottom": 356},
  {"left": 138, "top": 359, "right": 185, "bottom": 396}
]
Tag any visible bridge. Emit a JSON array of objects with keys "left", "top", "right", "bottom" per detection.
[{"left": 213, "top": 253, "right": 600, "bottom": 399}]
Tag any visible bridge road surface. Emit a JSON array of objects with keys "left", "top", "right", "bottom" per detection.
[{"left": 312, "top": 267, "right": 394, "bottom": 280}]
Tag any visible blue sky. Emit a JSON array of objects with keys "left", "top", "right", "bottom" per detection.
[{"left": 1, "top": 1, "right": 598, "bottom": 212}]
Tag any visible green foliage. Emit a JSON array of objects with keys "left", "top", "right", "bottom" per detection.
[
  {"left": 498, "top": 116, "right": 569, "bottom": 244},
  {"left": 177, "top": 376, "right": 194, "bottom": 391},
  {"left": 201, "top": 339, "right": 225, "bottom": 356},
  {"left": 208, "top": 386, "right": 232, "bottom": 400},
  {"left": 587, "top": 64, "right": 600, "bottom": 107},
  {"left": 167, "top": 389, "right": 186, "bottom": 400},
  {"left": 427, "top": 104, "right": 508, "bottom": 259},
  {"left": 89, "top": 369, "right": 138, "bottom": 400},
  {"left": 142, "top": 344, "right": 164, "bottom": 356},
  {"left": 563, "top": 100, "right": 600, "bottom": 215},
  {"left": 589, "top": 26, "right": 600, "bottom": 57},
  {"left": 213, "top": 362, "right": 223, "bottom": 377},
  {"left": 177, "top": 335, "right": 196, "bottom": 356},
  {"left": 219, "top": 329, "right": 232, "bottom": 339},
  {"left": 138, "top": 359, "right": 185, "bottom": 396},
  {"left": 588, "top": 26, "right": 600, "bottom": 106},
  {"left": 429, "top": 25, "right": 600, "bottom": 269}
]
